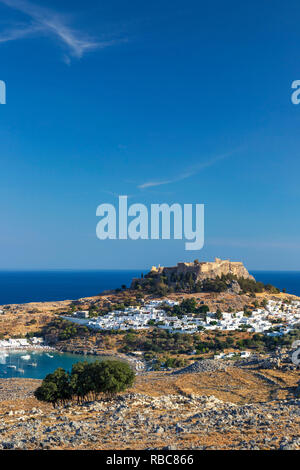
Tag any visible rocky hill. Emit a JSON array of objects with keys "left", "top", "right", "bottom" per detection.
[{"left": 131, "top": 258, "right": 255, "bottom": 289}]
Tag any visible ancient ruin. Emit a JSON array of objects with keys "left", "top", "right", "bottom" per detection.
[{"left": 147, "top": 258, "right": 254, "bottom": 283}]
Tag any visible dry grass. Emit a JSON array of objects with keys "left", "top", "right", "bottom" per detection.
[
  {"left": 1, "top": 366, "right": 298, "bottom": 414},
  {"left": 131, "top": 367, "right": 299, "bottom": 404}
]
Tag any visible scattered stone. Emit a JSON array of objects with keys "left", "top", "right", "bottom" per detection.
[{"left": 172, "top": 359, "right": 228, "bottom": 374}]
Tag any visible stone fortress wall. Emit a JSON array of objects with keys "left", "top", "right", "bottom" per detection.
[{"left": 149, "top": 258, "right": 255, "bottom": 282}]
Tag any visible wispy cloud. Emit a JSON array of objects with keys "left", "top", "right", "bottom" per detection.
[
  {"left": 138, "top": 151, "right": 235, "bottom": 189},
  {"left": 208, "top": 238, "right": 300, "bottom": 250},
  {"left": 0, "top": 0, "right": 124, "bottom": 61},
  {"left": 0, "top": 22, "right": 42, "bottom": 42}
]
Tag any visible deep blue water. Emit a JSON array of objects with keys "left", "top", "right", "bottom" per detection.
[
  {"left": 251, "top": 271, "right": 300, "bottom": 296},
  {"left": 0, "top": 350, "right": 114, "bottom": 380},
  {"left": 0, "top": 270, "right": 141, "bottom": 305}
]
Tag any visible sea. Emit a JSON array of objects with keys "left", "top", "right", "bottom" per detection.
[
  {"left": 251, "top": 271, "right": 300, "bottom": 296},
  {"left": 0, "top": 350, "right": 116, "bottom": 380},
  {"left": 0, "top": 270, "right": 141, "bottom": 305}
]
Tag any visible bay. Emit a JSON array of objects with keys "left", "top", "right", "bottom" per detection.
[{"left": 0, "top": 350, "right": 114, "bottom": 380}]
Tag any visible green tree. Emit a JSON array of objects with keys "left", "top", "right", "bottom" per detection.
[
  {"left": 34, "top": 367, "right": 71, "bottom": 407},
  {"left": 216, "top": 308, "right": 223, "bottom": 320},
  {"left": 197, "top": 304, "right": 209, "bottom": 314},
  {"left": 35, "top": 360, "right": 135, "bottom": 407},
  {"left": 34, "top": 380, "right": 59, "bottom": 407},
  {"left": 70, "top": 361, "right": 94, "bottom": 403},
  {"left": 94, "top": 360, "right": 134, "bottom": 396}
]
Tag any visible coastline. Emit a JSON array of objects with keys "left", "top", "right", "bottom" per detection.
[
  {"left": 53, "top": 346, "right": 146, "bottom": 371},
  {"left": 0, "top": 345, "right": 146, "bottom": 373},
  {"left": 0, "top": 345, "right": 55, "bottom": 353}
]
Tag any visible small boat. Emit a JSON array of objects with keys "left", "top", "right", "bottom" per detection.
[
  {"left": 28, "top": 362, "right": 37, "bottom": 367},
  {"left": 21, "top": 355, "right": 31, "bottom": 360},
  {"left": 46, "top": 354, "right": 54, "bottom": 358},
  {"left": 7, "top": 365, "right": 16, "bottom": 369}
]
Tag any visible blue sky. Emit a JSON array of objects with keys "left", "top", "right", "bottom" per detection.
[{"left": 0, "top": 0, "right": 300, "bottom": 270}]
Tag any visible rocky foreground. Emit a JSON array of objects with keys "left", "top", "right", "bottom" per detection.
[
  {"left": 0, "top": 392, "right": 300, "bottom": 450},
  {"left": 0, "top": 365, "right": 299, "bottom": 450}
]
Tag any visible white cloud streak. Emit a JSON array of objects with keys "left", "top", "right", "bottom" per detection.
[
  {"left": 0, "top": 0, "right": 122, "bottom": 60},
  {"left": 208, "top": 238, "right": 300, "bottom": 250},
  {"left": 0, "top": 22, "right": 42, "bottom": 42},
  {"left": 138, "top": 151, "right": 235, "bottom": 189}
]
